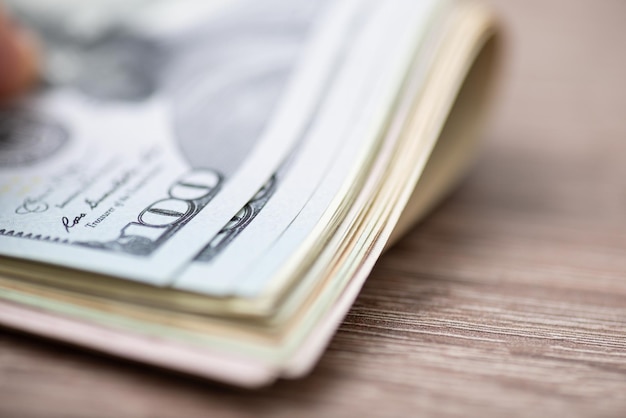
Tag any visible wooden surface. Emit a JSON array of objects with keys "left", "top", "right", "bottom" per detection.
[{"left": 2, "top": 1, "right": 626, "bottom": 417}]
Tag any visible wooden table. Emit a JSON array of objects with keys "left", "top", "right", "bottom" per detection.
[{"left": 2, "top": 1, "right": 625, "bottom": 416}]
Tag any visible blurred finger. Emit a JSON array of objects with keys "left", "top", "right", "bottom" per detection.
[{"left": 0, "top": 7, "right": 38, "bottom": 102}]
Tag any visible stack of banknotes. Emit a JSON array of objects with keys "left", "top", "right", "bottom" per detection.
[{"left": 0, "top": 0, "right": 499, "bottom": 386}]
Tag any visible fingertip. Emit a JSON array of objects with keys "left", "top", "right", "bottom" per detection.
[{"left": 0, "top": 15, "right": 39, "bottom": 103}]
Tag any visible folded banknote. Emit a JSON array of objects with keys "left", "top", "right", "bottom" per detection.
[{"left": 0, "top": 0, "right": 500, "bottom": 387}]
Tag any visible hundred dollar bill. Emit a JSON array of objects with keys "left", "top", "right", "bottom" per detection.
[
  {"left": 176, "top": 0, "right": 445, "bottom": 298},
  {"left": 176, "top": 0, "right": 392, "bottom": 294},
  {"left": 0, "top": 0, "right": 359, "bottom": 284}
]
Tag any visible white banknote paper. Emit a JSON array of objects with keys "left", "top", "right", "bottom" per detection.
[
  {"left": 0, "top": 0, "right": 357, "bottom": 284},
  {"left": 176, "top": 0, "right": 442, "bottom": 296}
]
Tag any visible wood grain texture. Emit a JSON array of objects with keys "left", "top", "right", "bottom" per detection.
[{"left": 2, "top": 1, "right": 626, "bottom": 417}]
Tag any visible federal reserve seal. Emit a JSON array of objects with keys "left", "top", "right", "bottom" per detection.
[{"left": 0, "top": 110, "right": 69, "bottom": 168}]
